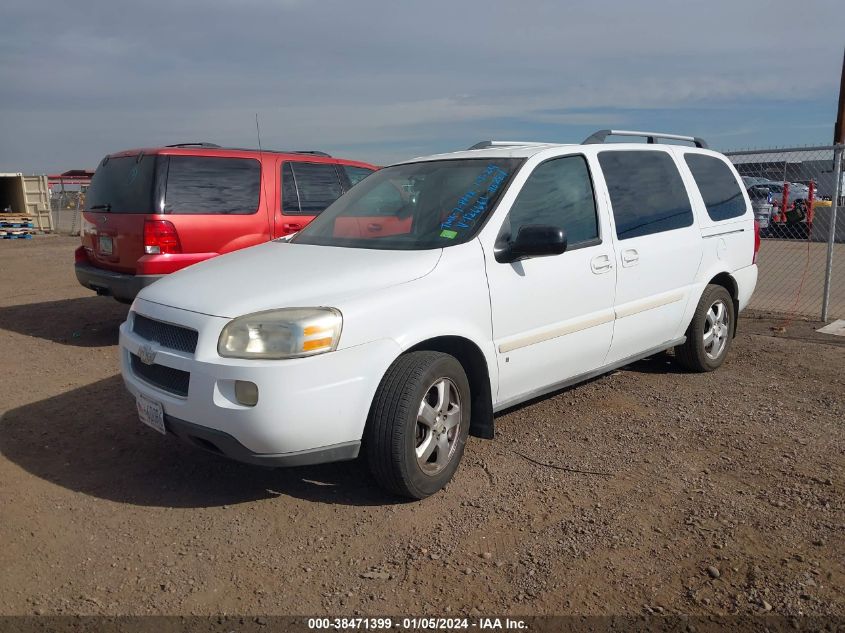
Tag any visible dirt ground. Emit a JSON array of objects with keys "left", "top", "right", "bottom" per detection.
[{"left": 0, "top": 236, "right": 843, "bottom": 618}]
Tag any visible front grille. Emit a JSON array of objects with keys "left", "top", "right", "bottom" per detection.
[
  {"left": 130, "top": 354, "right": 190, "bottom": 397},
  {"left": 133, "top": 314, "right": 198, "bottom": 354}
]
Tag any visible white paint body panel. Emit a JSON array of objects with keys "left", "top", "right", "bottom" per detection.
[
  {"left": 480, "top": 151, "right": 617, "bottom": 402},
  {"left": 120, "top": 143, "right": 758, "bottom": 459},
  {"left": 605, "top": 226, "right": 703, "bottom": 363},
  {"left": 139, "top": 241, "right": 442, "bottom": 322},
  {"left": 589, "top": 147, "right": 705, "bottom": 364}
]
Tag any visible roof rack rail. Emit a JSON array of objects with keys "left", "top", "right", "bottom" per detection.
[
  {"left": 292, "top": 150, "right": 332, "bottom": 157},
  {"left": 467, "top": 140, "right": 552, "bottom": 150},
  {"left": 165, "top": 142, "right": 222, "bottom": 148},
  {"left": 582, "top": 129, "right": 708, "bottom": 149}
]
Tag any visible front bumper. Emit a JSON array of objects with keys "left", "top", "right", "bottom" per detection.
[
  {"left": 76, "top": 262, "right": 161, "bottom": 303},
  {"left": 120, "top": 299, "right": 401, "bottom": 463},
  {"left": 165, "top": 415, "right": 360, "bottom": 466}
]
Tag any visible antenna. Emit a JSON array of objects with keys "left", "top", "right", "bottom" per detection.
[{"left": 255, "top": 113, "right": 274, "bottom": 239}]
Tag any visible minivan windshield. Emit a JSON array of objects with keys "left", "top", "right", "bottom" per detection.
[{"left": 291, "top": 158, "right": 522, "bottom": 250}]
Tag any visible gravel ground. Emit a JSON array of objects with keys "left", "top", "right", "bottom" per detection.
[{"left": 0, "top": 236, "right": 842, "bottom": 618}]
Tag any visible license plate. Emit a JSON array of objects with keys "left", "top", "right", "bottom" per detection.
[
  {"left": 99, "top": 235, "right": 113, "bottom": 255},
  {"left": 136, "top": 394, "right": 166, "bottom": 434}
]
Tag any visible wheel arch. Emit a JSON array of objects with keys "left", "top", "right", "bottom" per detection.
[
  {"left": 405, "top": 335, "right": 495, "bottom": 439},
  {"left": 706, "top": 271, "right": 740, "bottom": 336}
]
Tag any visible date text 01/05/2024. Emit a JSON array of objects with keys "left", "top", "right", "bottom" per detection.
[{"left": 439, "top": 164, "right": 509, "bottom": 239}]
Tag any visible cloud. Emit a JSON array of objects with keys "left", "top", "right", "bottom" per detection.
[{"left": 0, "top": 0, "right": 842, "bottom": 171}]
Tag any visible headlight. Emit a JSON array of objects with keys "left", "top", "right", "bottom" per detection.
[{"left": 218, "top": 308, "right": 342, "bottom": 359}]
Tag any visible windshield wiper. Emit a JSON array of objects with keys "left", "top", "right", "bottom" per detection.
[{"left": 89, "top": 203, "right": 111, "bottom": 212}]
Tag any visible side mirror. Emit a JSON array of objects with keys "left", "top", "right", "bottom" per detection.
[{"left": 498, "top": 225, "right": 567, "bottom": 263}]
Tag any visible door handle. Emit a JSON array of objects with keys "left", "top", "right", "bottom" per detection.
[
  {"left": 367, "top": 223, "right": 383, "bottom": 232},
  {"left": 621, "top": 249, "right": 639, "bottom": 267},
  {"left": 590, "top": 254, "right": 613, "bottom": 274},
  {"left": 282, "top": 222, "right": 303, "bottom": 235}
]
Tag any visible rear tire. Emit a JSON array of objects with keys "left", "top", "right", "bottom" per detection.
[
  {"left": 675, "top": 284, "right": 735, "bottom": 372},
  {"left": 365, "top": 351, "right": 471, "bottom": 499}
]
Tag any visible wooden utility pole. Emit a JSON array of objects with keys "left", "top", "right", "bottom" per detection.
[{"left": 836, "top": 46, "right": 845, "bottom": 144}]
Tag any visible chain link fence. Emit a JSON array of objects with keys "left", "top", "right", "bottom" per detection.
[
  {"left": 724, "top": 145, "right": 844, "bottom": 321},
  {"left": 50, "top": 189, "right": 85, "bottom": 235}
]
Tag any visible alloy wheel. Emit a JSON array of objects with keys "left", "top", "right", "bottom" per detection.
[
  {"left": 703, "top": 299, "right": 729, "bottom": 360},
  {"left": 415, "top": 377, "right": 462, "bottom": 476}
]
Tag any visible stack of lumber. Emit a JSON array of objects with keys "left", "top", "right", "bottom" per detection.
[{"left": 0, "top": 215, "right": 36, "bottom": 239}]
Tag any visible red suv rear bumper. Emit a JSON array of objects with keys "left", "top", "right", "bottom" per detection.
[{"left": 75, "top": 261, "right": 162, "bottom": 304}]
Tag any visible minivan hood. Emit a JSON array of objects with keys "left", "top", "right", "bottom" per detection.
[{"left": 137, "top": 241, "right": 442, "bottom": 318}]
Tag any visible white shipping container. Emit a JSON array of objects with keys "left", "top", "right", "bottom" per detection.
[{"left": 0, "top": 173, "right": 53, "bottom": 230}]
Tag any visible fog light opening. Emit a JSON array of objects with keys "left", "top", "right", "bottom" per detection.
[{"left": 235, "top": 381, "right": 259, "bottom": 407}]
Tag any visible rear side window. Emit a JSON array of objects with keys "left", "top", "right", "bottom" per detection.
[
  {"left": 164, "top": 157, "right": 260, "bottom": 215},
  {"left": 281, "top": 162, "right": 344, "bottom": 215},
  {"left": 87, "top": 155, "right": 156, "bottom": 213},
  {"left": 505, "top": 155, "right": 599, "bottom": 246},
  {"left": 343, "top": 180, "right": 406, "bottom": 217},
  {"left": 599, "top": 150, "right": 694, "bottom": 240},
  {"left": 281, "top": 163, "right": 299, "bottom": 214},
  {"left": 343, "top": 165, "right": 375, "bottom": 186},
  {"left": 684, "top": 154, "right": 746, "bottom": 221}
]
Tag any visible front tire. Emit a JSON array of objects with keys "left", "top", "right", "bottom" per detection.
[
  {"left": 675, "top": 284, "right": 735, "bottom": 372},
  {"left": 365, "top": 351, "right": 471, "bottom": 499}
]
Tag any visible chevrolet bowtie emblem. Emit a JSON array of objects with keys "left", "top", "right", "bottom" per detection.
[{"left": 138, "top": 343, "right": 157, "bottom": 365}]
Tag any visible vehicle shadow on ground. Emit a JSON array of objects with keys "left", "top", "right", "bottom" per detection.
[
  {"left": 0, "top": 297, "right": 128, "bottom": 347},
  {"left": 0, "top": 375, "right": 402, "bottom": 508},
  {"left": 621, "top": 352, "right": 689, "bottom": 375}
]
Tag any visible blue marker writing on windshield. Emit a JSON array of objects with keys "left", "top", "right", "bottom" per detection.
[{"left": 440, "top": 164, "right": 509, "bottom": 236}]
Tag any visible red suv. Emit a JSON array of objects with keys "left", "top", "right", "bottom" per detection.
[{"left": 75, "top": 143, "right": 377, "bottom": 302}]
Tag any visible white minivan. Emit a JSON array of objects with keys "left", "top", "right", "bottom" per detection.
[{"left": 119, "top": 130, "right": 758, "bottom": 498}]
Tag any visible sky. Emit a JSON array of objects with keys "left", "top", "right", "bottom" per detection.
[{"left": 0, "top": 0, "right": 843, "bottom": 173}]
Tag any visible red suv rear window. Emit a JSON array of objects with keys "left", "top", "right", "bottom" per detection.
[{"left": 87, "top": 155, "right": 156, "bottom": 214}]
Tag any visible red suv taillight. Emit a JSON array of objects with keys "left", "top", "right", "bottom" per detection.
[
  {"left": 753, "top": 220, "right": 761, "bottom": 264},
  {"left": 74, "top": 245, "right": 89, "bottom": 264},
  {"left": 144, "top": 219, "right": 181, "bottom": 254}
]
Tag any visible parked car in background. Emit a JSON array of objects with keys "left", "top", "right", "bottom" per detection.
[
  {"left": 746, "top": 184, "right": 774, "bottom": 229},
  {"left": 741, "top": 176, "right": 770, "bottom": 189},
  {"left": 120, "top": 129, "right": 758, "bottom": 498},
  {"left": 760, "top": 180, "right": 816, "bottom": 205},
  {"left": 75, "top": 143, "right": 377, "bottom": 303},
  {"left": 792, "top": 181, "right": 823, "bottom": 201},
  {"left": 740, "top": 177, "right": 821, "bottom": 205},
  {"left": 746, "top": 184, "right": 772, "bottom": 201}
]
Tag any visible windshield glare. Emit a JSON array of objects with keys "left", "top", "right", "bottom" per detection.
[{"left": 291, "top": 158, "right": 522, "bottom": 250}]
